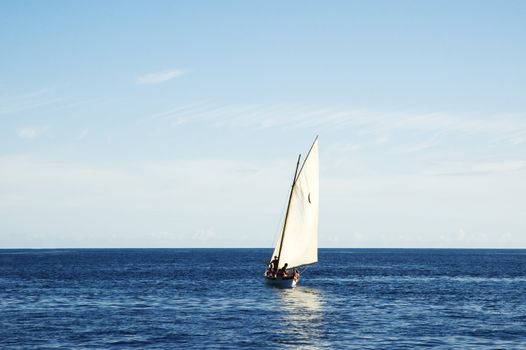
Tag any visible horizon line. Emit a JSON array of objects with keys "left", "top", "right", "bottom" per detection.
[{"left": 1, "top": 247, "right": 525, "bottom": 250}]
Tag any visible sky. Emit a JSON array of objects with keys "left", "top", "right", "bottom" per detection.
[{"left": 1, "top": 1, "right": 525, "bottom": 248}]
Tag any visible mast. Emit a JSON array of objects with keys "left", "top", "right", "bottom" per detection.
[{"left": 276, "top": 153, "right": 301, "bottom": 269}]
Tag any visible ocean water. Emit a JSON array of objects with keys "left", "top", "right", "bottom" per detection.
[{"left": 1, "top": 249, "right": 525, "bottom": 349}]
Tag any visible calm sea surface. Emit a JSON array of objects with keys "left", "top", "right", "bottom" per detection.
[{"left": 1, "top": 249, "right": 525, "bottom": 349}]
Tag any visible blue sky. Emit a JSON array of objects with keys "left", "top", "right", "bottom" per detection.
[{"left": 1, "top": 1, "right": 525, "bottom": 248}]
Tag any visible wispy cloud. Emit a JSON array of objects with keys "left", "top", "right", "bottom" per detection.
[
  {"left": 143, "top": 103, "right": 526, "bottom": 145},
  {"left": 0, "top": 89, "right": 67, "bottom": 116},
  {"left": 136, "top": 69, "right": 184, "bottom": 85},
  {"left": 390, "top": 134, "right": 441, "bottom": 154},
  {"left": 78, "top": 128, "right": 90, "bottom": 140},
  {"left": 18, "top": 126, "right": 49, "bottom": 139},
  {"left": 428, "top": 159, "right": 526, "bottom": 177}
]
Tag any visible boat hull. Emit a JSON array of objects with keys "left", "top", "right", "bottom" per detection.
[{"left": 264, "top": 276, "right": 298, "bottom": 288}]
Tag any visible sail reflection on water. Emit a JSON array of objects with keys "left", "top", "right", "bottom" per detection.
[{"left": 274, "top": 287, "right": 330, "bottom": 349}]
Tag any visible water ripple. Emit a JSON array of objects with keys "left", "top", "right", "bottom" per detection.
[{"left": 1, "top": 248, "right": 525, "bottom": 349}]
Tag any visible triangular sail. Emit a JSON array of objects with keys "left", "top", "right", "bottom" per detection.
[{"left": 272, "top": 138, "right": 319, "bottom": 269}]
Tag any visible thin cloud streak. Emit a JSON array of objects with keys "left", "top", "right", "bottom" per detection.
[
  {"left": 390, "top": 135, "right": 441, "bottom": 154},
  {"left": 427, "top": 159, "right": 526, "bottom": 177},
  {"left": 144, "top": 103, "right": 526, "bottom": 144},
  {"left": 136, "top": 69, "right": 184, "bottom": 85},
  {"left": 0, "top": 89, "right": 68, "bottom": 116},
  {"left": 18, "top": 126, "right": 49, "bottom": 139},
  {"left": 78, "top": 128, "right": 90, "bottom": 140}
]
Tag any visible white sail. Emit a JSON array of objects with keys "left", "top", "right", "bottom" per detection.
[{"left": 272, "top": 138, "right": 319, "bottom": 269}]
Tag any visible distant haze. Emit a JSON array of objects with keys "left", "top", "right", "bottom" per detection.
[{"left": 1, "top": 1, "right": 525, "bottom": 248}]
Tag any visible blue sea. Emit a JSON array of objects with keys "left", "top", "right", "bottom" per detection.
[{"left": 1, "top": 249, "right": 525, "bottom": 349}]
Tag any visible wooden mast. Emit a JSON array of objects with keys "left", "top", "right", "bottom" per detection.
[{"left": 276, "top": 153, "right": 301, "bottom": 270}]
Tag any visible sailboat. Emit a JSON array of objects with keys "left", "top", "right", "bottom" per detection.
[{"left": 265, "top": 136, "right": 319, "bottom": 288}]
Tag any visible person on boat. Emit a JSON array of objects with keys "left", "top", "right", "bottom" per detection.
[
  {"left": 270, "top": 256, "right": 279, "bottom": 273},
  {"left": 293, "top": 268, "right": 299, "bottom": 280},
  {"left": 278, "top": 263, "right": 289, "bottom": 278}
]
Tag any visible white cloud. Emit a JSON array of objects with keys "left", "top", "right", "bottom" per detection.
[
  {"left": 192, "top": 226, "right": 216, "bottom": 242},
  {"left": 0, "top": 89, "right": 74, "bottom": 116},
  {"left": 143, "top": 103, "right": 526, "bottom": 146},
  {"left": 424, "top": 159, "right": 526, "bottom": 177},
  {"left": 0, "top": 155, "right": 292, "bottom": 247},
  {"left": 1, "top": 153, "right": 525, "bottom": 248},
  {"left": 78, "top": 128, "right": 90, "bottom": 140},
  {"left": 390, "top": 135, "right": 440, "bottom": 154},
  {"left": 18, "top": 126, "right": 49, "bottom": 139},
  {"left": 136, "top": 69, "right": 184, "bottom": 85}
]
